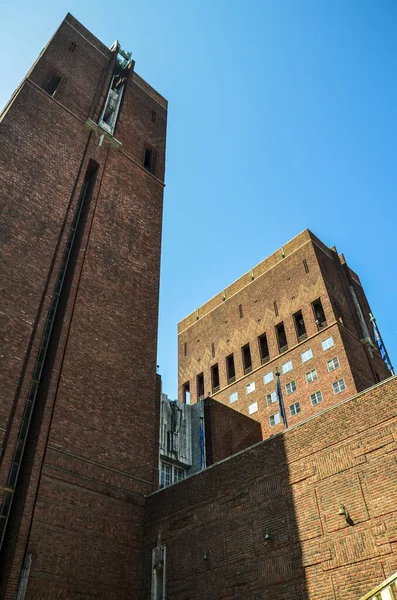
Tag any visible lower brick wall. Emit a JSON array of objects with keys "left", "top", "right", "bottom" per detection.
[{"left": 143, "top": 376, "right": 397, "bottom": 600}]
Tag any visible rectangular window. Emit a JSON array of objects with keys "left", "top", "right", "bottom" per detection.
[
  {"left": 248, "top": 402, "right": 258, "bottom": 415},
  {"left": 312, "top": 298, "right": 327, "bottom": 329},
  {"left": 44, "top": 72, "right": 62, "bottom": 97},
  {"left": 143, "top": 145, "right": 157, "bottom": 175},
  {"left": 182, "top": 381, "right": 190, "bottom": 405},
  {"left": 303, "top": 259, "right": 309, "bottom": 274},
  {"left": 211, "top": 363, "right": 220, "bottom": 393},
  {"left": 266, "top": 391, "right": 276, "bottom": 405},
  {"left": 270, "top": 413, "right": 280, "bottom": 427},
  {"left": 184, "top": 342, "right": 187, "bottom": 356},
  {"left": 305, "top": 369, "right": 318, "bottom": 383},
  {"left": 226, "top": 354, "right": 236, "bottom": 383},
  {"left": 229, "top": 391, "right": 238, "bottom": 404},
  {"left": 321, "top": 336, "right": 334, "bottom": 351},
  {"left": 160, "top": 464, "right": 171, "bottom": 488},
  {"left": 301, "top": 348, "right": 313, "bottom": 363},
  {"left": 258, "top": 333, "right": 270, "bottom": 364},
  {"left": 282, "top": 360, "right": 293, "bottom": 374},
  {"left": 333, "top": 379, "right": 346, "bottom": 394},
  {"left": 285, "top": 381, "right": 296, "bottom": 395},
  {"left": 239, "top": 304, "right": 243, "bottom": 318},
  {"left": 264, "top": 371, "right": 274, "bottom": 385},
  {"left": 289, "top": 402, "right": 301, "bottom": 416},
  {"left": 246, "top": 381, "right": 255, "bottom": 394},
  {"left": 273, "top": 301, "right": 279, "bottom": 317},
  {"left": 174, "top": 467, "right": 185, "bottom": 483},
  {"left": 197, "top": 373, "right": 205, "bottom": 401},
  {"left": 327, "top": 356, "right": 340, "bottom": 372},
  {"left": 241, "top": 343, "right": 252, "bottom": 374},
  {"left": 293, "top": 310, "right": 307, "bottom": 342},
  {"left": 275, "top": 322, "right": 288, "bottom": 353},
  {"left": 151, "top": 110, "right": 157, "bottom": 123},
  {"left": 311, "top": 391, "right": 323, "bottom": 406},
  {"left": 152, "top": 545, "right": 166, "bottom": 600},
  {"left": 211, "top": 342, "right": 215, "bottom": 358}
]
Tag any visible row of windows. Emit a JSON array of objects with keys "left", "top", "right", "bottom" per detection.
[
  {"left": 159, "top": 463, "right": 185, "bottom": 488},
  {"left": 183, "top": 334, "right": 335, "bottom": 402},
  {"left": 247, "top": 379, "right": 346, "bottom": 423}
]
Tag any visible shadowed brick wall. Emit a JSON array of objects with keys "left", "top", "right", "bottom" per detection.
[{"left": 143, "top": 376, "right": 397, "bottom": 600}]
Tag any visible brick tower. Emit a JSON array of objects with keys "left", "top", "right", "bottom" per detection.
[
  {"left": 178, "top": 230, "right": 392, "bottom": 438},
  {"left": 0, "top": 14, "right": 166, "bottom": 598}
]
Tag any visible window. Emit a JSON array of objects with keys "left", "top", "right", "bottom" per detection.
[
  {"left": 211, "top": 363, "right": 220, "bottom": 393},
  {"left": 311, "top": 391, "right": 323, "bottom": 406},
  {"left": 258, "top": 333, "right": 270, "bottom": 364},
  {"left": 182, "top": 381, "right": 190, "bottom": 405},
  {"left": 211, "top": 342, "right": 215, "bottom": 358},
  {"left": 197, "top": 373, "right": 204, "bottom": 401},
  {"left": 241, "top": 343, "right": 252, "bottom": 374},
  {"left": 151, "top": 110, "right": 157, "bottom": 123},
  {"left": 44, "top": 72, "right": 62, "bottom": 97},
  {"left": 322, "top": 336, "right": 334, "bottom": 351},
  {"left": 174, "top": 467, "right": 185, "bottom": 482},
  {"left": 275, "top": 322, "right": 288, "bottom": 353},
  {"left": 333, "top": 379, "right": 346, "bottom": 394},
  {"left": 301, "top": 349, "right": 313, "bottom": 363},
  {"left": 327, "top": 356, "right": 339, "bottom": 372},
  {"left": 239, "top": 304, "right": 243, "bottom": 318},
  {"left": 264, "top": 371, "right": 274, "bottom": 385},
  {"left": 229, "top": 391, "right": 238, "bottom": 404},
  {"left": 246, "top": 381, "right": 255, "bottom": 394},
  {"left": 143, "top": 145, "right": 157, "bottom": 175},
  {"left": 285, "top": 381, "right": 296, "bottom": 395},
  {"left": 270, "top": 413, "right": 280, "bottom": 427},
  {"left": 266, "top": 391, "right": 276, "bottom": 405},
  {"left": 160, "top": 464, "right": 171, "bottom": 488},
  {"left": 282, "top": 360, "right": 293, "bottom": 374},
  {"left": 293, "top": 310, "right": 307, "bottom": 342},
  {"left": 152, "top": 545, "right": 166, "bottom": 600},
  {"left": 248, "top": 402, "right": 258, "bottom": 415},
  {"left": 312, "top": 298, "right": 327, "bottom": 329},
  {"left": 273, "top": 301, "right": 279, "bottom": 317},
  {"left": 303, "top": 259, "right": 309, "bottom": 274},
  {"left": 289, "top": 402, "right": 301, "bottom": 416},
  {"left": 226, "top": 354, "right": 236, "bottom": 383},
  {"left": 184, "top": 342, "right": 187, "bottom": 356},
  {"left": 69, "top": 41, "right": 77, "bottom": 54},
  {"left": 305, "top": 369, "right": 318, "bottom": 383}
]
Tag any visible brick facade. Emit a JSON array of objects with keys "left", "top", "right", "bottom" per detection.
[
  {"left": 143, "top": 375, "right": 397, "bottom": 600},
  {"left": 178, "top": 230, "right": 391, "bottom": 438},
  {"left": 0, "top": 14, "right": 166, "bottom": 598}
]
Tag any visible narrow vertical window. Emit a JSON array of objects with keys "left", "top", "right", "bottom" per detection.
[
  {"left": 273, "top": 301, "right": 279, "bottom": 317},
  {"left": 197, "top": 373, "right": 205, "bottom": 401},
  {"left": 239, "top": 304, "right": 243, "bottom": 318},
  {"left": 303, "top": 259, "right": 309, "bottom": 274},
  {"left": 211, "top": 342, "right": 215, "bottom": 358},
  {"left": 68, "top": 42, "right": 77, "bottom": 54},
  {"left": 293, "top": 310, "right": 307, "bottom": 342},
  {"left": 312, "top": 298, "right": 327, "bottom": 329},
  {"left": 44, "top": 72, "right": 62, "bottom": 97},
  {"left": 182, "top": 382, "right": 190, "bottom": 405},
  {"left": 183, "top": 342, "right": 187, "bottom": 357},
  {"left": 151, "top": 110, "right": 157, "bottom": 123},
  {"left": 275, "top": 322, "right": 288, "bottom": 353},
  {"left": 258, "top": 333, "right": 270, "bottom": 364},
  {"left": 241, "top": 344, "right": 252, "bottom": 374},
  {"left": 226, "top": 354, "right": 236, "bottom": 383},
  {"left": 211, "top": 363, "right": 220, "bottom": 393},
  {"left": 144, "top": 145, "right": 157, "bottom": 175}
]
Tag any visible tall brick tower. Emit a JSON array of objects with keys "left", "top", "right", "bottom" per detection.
[
  {"left": 178, "top": 230, "right": 393, "bottom": 438},
  {"left": 0, "top": 14, "right": 166, "bottom": 598}
]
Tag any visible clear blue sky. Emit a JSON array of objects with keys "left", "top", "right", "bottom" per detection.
[{"left": 1, "top": 1, "right": 396, "bottom": 398}]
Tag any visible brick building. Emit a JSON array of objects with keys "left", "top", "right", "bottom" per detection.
[
  {"left": 178, "top": 230, "right": 393, "bottom": 438},
  {"left": 0, "top": 14, "right": 166, "bottom": 599}
]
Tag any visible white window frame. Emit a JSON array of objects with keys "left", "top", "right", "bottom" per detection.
[
  {"left": 289, "top": 402, "right": 301, "bottom": 416},
  {"left": 310, "top": 390, "right": 323, "bottom": 406},
  {"left": 332, "top": 379, "right": 346, "bottom": 394},
  {"left": 248, "top": 402, "right": 258, "bottom": 415},
  {"left": 285, "top": 380, "right": 296, "bottom": 395},
  {"left": 282, "top": 360, "right": 293, "bottom": 374},
  {"left": 264, "top": 371, "right": 274, "bottom": 385},
  {"left": 301, "top": 349, "right": 313, "bottom": 363},
  {"left": 321, "top": 336, "right": 334, "bottom": 351},
  {"left": 269, "top": 412, "right": 280, "bottom": 427},
  {"left": 266, "top": 391, "right": 276, "bottom": 405},
  {"left": 151, "top": 545, "right": 166, "bottom": 600},
  {"left": 160, "top": 462, "right": 185, "bottom": 488},
  {"left": 229, "top": 391, "right": 238, "bottom": 404},
  {"left": 305, "top": 369, "right": 318, "bottom": 383},
  {"left": 246, "top": 381, "right": 255, "bottom": 394},
  {"left": 327, "top": 356, "right": 340, "bottom": 372}
]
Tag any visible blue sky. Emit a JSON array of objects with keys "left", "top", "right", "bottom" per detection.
[{"left": 1, "top": 1, "right": 396, "bottom": 398}]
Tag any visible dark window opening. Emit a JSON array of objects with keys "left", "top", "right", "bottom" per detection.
[
  {"left": 69, "top": 42, "right": 77, "bottom": 54},
  {"left": 226, "top": 354, "right": 236, "bottom": 383},
  {"left": 211, "top": 364, "right": 220, "bottom": 393},
  {"left": 183, "top": 342, "right": 187, "bottom": 357},
  {"left": 241, "top": 344, "right": 252, "bottom": 374},
  {"left": 239, "top": 304, "right": 243, "bottom": 318},
  {"left": 274, "top": 300, "right": 279, "bottom": 317},
  {"left": 182, "top": 381, "right": 190, "bottom": 405},
  {"left": 151, "top": 110, "right": 157, "bottom": 123},
  {"left": 197, "top": 373, "right": 205, "bottom": 401},
  {"left": 44, "top": 73, "right": 62, "bottom": 97},
  {"left": 312, "top": 298, "right": 327, "bottom": 330},
  {"left": 143, "top": 145, "right": 157, "bottom": 175},
  {"left": 293, "top": 310, "right": 307, "bottom": 342},
  {"left": 276, "top": 322, "right": 288, "bottom": 353},
  {"left": 258, "top": 333, "right": 270, "bottom": 364},
  {"left": 211, "top": 342, "right": 215, "bottom": 358},
  {"left": 303, "top": 259, "right": 309, "bottom": 274}
]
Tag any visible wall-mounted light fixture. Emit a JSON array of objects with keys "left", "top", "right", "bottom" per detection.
[
  {"left": 338, "top": 504, "right": 354, "bottom": 526},
  {"left": 264, "top": 529, "right": 272, "bottom": 542}
]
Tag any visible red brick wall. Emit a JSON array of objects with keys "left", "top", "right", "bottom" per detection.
[
  {"left": 203, "top": 398, "right": 262, "bottom": 465},
  {"left": 143, "top": 376, "right": 397, "bottom": 600}
]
